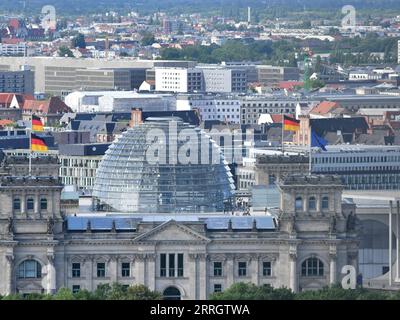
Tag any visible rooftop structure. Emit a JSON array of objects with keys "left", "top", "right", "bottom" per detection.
[{"left": 93, "top": 117, "right": 235, "bottom": 213}]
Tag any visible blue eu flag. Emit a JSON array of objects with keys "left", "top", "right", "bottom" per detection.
[{"left": 311, "top": 129, "right": 327, "bottom": 151}]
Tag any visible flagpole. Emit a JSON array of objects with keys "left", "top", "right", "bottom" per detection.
[
  {"left": 309, "top": 126, "right": 312, "bottom": 175},
  {"left": 281, "top": 113, "right": 284, "bottom": 154},
  {"left": 29, "top": 115, "right": 32, "bottom": 176}
]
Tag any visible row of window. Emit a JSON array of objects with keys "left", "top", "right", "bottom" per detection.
[
  {"left": 295, "top": 196, "right": 329, "bottom": 211},
  {"left": 314, "top": 155, "right": 400, "bottom": 164},
  {"left": 17, "top": 257, "right": 324, "bottom": 280},
  {"left": 13, "top": 197, "right": 48, "bottom": 212},
  {"left": 213, "top": 261, "right": 272, "bottom": 277},
  {"left": 71, "top": 262, "right": 131, "bottom": 278}
]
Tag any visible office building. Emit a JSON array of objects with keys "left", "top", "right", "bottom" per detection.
[
  {"left": 311, "top": 145, "right": 400, "bottom": 190},
  {"left": 155, "top": 67, "right": 203, "bottom": 93},
  {"left": 0, "top": 173, "right": 359, "bottom": 297},
  {"left": 257, "top": 65, "right": 300, "bottom": 86},
  {"left": 0, "top": 69, "right": 34, "bottom": 95},
  {"left": 58, "top": 143, "right": 110, "bottom": 194}
]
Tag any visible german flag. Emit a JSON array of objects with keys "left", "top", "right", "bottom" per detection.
[
  {"left": 283, "top": 115, "right": 300, "bottom": 131},
  {"left": 31, "top": 133, "right": 48, "bottom": 152},
  {"left": 32, "top": 115, "right": 44, "bottom": 132}
]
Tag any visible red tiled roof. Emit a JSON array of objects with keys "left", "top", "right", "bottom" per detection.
[
  {"left": 0, "top": 93, "right": 14, "bottom": 105},
  {"left": 279, "top": 81, "right": 304, "bottom": 90},
  {"left": 23, "top": 97, "right": 72, "bottom": 114},
  {"left": 310, "top": 101, "right": 340, "bottom": 115},
  {"left": 1, "top": 37, "right": 23, "bottom": 44},
  {"left": 0, "top": 119, "right": 14, "bottom": 127},
  {"left": 270, "top": 114, "right": 295, "bottom": 123},
  {"left": 0, "top": 93, "right": 34, "bottom": 107}
]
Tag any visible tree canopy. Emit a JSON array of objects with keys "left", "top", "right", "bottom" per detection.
[
  {"left": 210, "top": 283, "right": 400, "bottom": 300},
  {"left": 1, "top": 283, "right": 162, "bottom": 300}
]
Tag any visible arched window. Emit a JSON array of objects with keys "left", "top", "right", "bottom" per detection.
[
  {"left": 295, "top": 197, "right": 303, "bottom": 211},
  {"left": 163, "top": 286, "right": 181, "bottom": 300},
  {"left": 40, "top": 198, "right": 47, "bottom": 211},
  {"left": 27, "top": 198, "right": 34, "bottom": 211},
  {"left": 18, "top": 260, "right": 42, "bottom": 279},
  {"left": 13, "top": 198, "right": 21, "bottom": 211},
  {"left": 322, "top": 196, "right": 329, "bottom": 210},
  {"left": 301, "top": 257, "right": 324, "bottom": 277},
  {"left": 308, "top": 197, "right": 316, "bottom": 210}
]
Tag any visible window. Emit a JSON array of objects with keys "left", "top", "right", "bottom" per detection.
[
  {"left": 301, "top": 257, "right": 324, "bottom": 277},
  {"left": 308, "top": 197, "right": 316, "bottom": 210},
  {"left": 40, "top": 198, "right": 47, "bottom": 211},
  {"left": 160, "top": 254, "right": 166, "bottom": 277},
  {"left": 121, "top": 262, "right": 130, "bottom": 277},
  {"left": 177, "top": 254, "right": 184, "bottom": 277},
  {"left": 97, "top": 262, "right": 106, "bottom": 278},
  {"left": 18, "top": 260, "right": 41, "bottom": 279},
  {"left": 322, "top": 196, "right": 329, "bottom": 210},
  {"left": 295, "top": 197, "right": 303, "bottom": 210},
  {"left": 72, "top": 285, "right": 80, "bottom": 294},
  {"left": 27, "top": 198, "right": 34, "bottom": 211},
  {"left": 13, "top": 198, "right": 21, "bottom": 211},
  {"left": 263, "top": 262, "right": 272, "bottom": 276},
  {"left": 238, "top": 262, "right": 247, "bottom": 277},
  {"left": 214, "top": 284, "right": 222, "bottom": 293},
  {"left": 72, "top": 263, "right": 81, "bottom": 278},
  {"left": 169, "top": 253, "right": 175, "bottom": 277},
  {"left": 214, "top": 262, "right": 222, "bottom": 276},
  {"left": 160, "top": 254, "right": 184, "bottom": 277}
]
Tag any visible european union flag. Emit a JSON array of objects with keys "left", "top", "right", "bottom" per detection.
[{"left": 311, "top": 129, "right": 327, "bottom": 151}]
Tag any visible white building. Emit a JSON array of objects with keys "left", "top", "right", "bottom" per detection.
[
  {"left": 176, "top": 95, "right": 241, "bottom": 123},
  {"left": 200, "top": 67, "right": 247, "bottom": 93},
  {"left": 155, "top": 67, "right": 203, "bottom": 93},
  {"left": 64, "top": 91, "right": 176, "bottom": 113},
  {"left": 0, "top": 43, "right": 28, "bottom": 56}
]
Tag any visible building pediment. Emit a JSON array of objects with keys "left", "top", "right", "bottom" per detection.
[{"left": 133, "top": 220, "right": 210, "bottom": 243}]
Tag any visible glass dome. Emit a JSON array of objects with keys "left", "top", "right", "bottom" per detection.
[{"left": 93, "top": 117, "right": 235, "bottom": 213}]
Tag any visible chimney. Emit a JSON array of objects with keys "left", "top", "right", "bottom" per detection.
[{"left": 129, "top": 108, "right": 143, "bottom": 128}]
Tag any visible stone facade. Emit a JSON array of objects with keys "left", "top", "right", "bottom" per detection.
[{"left": 0, "top": 174, "right": 359, "bottom": 299}]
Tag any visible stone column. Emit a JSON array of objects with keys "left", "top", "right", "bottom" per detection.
[
  {"left": 147, "top": 254, "right": 156, "bottom": 291},
  {"left": 5, "top": 255, "right": 14, "bottom": 295},
  {"left": 329, "top": 254, "right": 337, "bottom": 285},
  {"left": 86, "top": 256, "right": 94, "bottom": 291},
  {"left": 316, "top": 195, "right": 321, "bottom": 213},
  {"left": 46, "top": 254, "right": 56, "bottom": 294},
  {"left": 226, "top": 254, "right": 234, "bottom": 288},
  {"left": 251, "top": 255, "right": 259, "bottom": 286},
  {"left": 34, "top": 193, "right": 40, "bottom": 217},
  {"left": 136, "top": 254, "right": 146, "bottom": 285},
  {"left": 303, "top": 193, "right": 308, "bottom": 213},
  {"left": 20, "top": 192, "right": 26, "bottom": 215},
  {"left": 199, "top": 254, "right": 207, "bottom": 300},
  {"left": 289, "top": 253, "right": 297, "bottom": 293},
  {"left": 48, "top": 190, "right": 53, "bottom": 217},
  {"left": 188, "top": 254, "right": 198, "bottom": 300},
  {"left": 109, "top": 255, "right": 118, "bottom": 283}
]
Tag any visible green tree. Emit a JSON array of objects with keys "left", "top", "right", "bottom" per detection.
[
  {"left": 58, "top": 46, "right": 74, "bottom": 57},
  {"left": 141, "top": 32, "right": 155, "bottom": 46},
  {"left": 2, "top": 293, "right": 23, "bottom": 300},
  {"left": 72, "top": 33, "right": 86, "bottom": 49},
  {"left": 53, "top": 287, "right": 75, "bottom": 300},
  {"left": 73, "top": 289, "right": 93, "bottom": 300},
  {"left": 126, "top": 284, "right": 163, "bottom": 300},
  {"left": 210, "top": 283, "right": 294, "bottom": 300}
]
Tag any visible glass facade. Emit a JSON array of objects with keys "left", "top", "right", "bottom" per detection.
[{"left": 93, "top": 118, "right": 235, "bottom": 213}]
